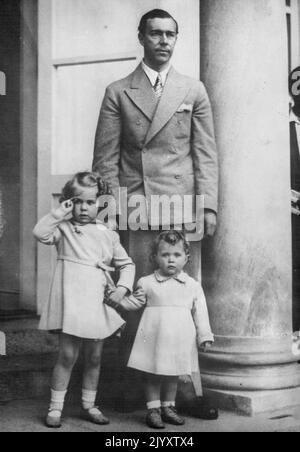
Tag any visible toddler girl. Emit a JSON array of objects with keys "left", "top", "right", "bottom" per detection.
[
  {"left": 110, "top": 230, "right": 214, "bottom": 429},
  {"left": 33, "top": 172, "right": 135, "bottom": 428}
]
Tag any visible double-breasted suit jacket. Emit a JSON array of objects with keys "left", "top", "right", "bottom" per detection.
[{"left": 93, "top": 64, "right": 218, "bottom": 226}]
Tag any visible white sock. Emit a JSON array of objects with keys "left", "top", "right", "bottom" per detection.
[
  {"left": 49, "top": 389, "right": 67, "bottom": 415},
  {"left": 82, "top": 389, "right": 97, "bottom": 410},
  {"left": 162, "top": 401, "right": 176, "bottom": 408},
  {"left": 147, "top": 400, "right": 161, "bottom": 410}
]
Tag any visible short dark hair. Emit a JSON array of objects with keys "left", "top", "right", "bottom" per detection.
[
  {"left": 60, "top": 171, "right": 111, "bottom": 203},
  {"left": 138, "top": 9, "right": 179, "bottom": 35},
  {"left": 150, "top": 230, "right": 190, "bottom": 262}
]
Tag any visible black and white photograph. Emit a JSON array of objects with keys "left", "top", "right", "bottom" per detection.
[{"left": 0, "top": 0, "right": 300, "bottom": 435}]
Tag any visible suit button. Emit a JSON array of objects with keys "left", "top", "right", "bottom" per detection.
[
  {"left": 142, "top": 149, "right": 147, "bottom": 154},
  {"left": 175, "top": 175, "right": 182, "bottom": 179},
  {"left": 136, "top": 120, "right": 142, "bottom": 125}
]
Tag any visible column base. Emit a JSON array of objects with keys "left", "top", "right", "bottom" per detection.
[{"left": 204, "top": 387, "right": 300, "bottom": 416}]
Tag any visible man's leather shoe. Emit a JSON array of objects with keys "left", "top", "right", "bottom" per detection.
[{"left": 179, "top": 397, "right": 219, "bottom": 420}]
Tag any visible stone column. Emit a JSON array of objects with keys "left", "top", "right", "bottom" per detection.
[
  {"left": 0, "top": 185, "right": 6, "bottom": 355},
  {"left": 200, "top": 0, "right": 300, "bottom": 414}
]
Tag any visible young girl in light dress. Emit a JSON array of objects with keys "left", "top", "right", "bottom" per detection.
[
  {"left": 109, "top": 230, "right": 214, "bottom": 429},
  {"left": 33, "top": 172, "right": 135, "bottom": 428}
]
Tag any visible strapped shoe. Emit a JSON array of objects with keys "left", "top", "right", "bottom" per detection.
[
  {"left": 45, "top": 410, "right": 62, "bottom": 429},
  {"left": 146, "top": 408, "right": 165, "bottom": 429},
  {"left": 81, "top": 406, "right": 110, "bottom": 425},
  {"left": 161, "top": 406, "right": 185, "bottom": 425}
]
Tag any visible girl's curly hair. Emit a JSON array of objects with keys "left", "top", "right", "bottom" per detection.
[
  {"left": 150, "top": 230, "right": 191, "bottom": 263},
  {"left": 59, "top": 172, "right": 112, "bottom": 203}
]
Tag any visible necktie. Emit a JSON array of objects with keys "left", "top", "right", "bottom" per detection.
[{"left": 154, "top": 73, "right": 163, "bottom": 100}]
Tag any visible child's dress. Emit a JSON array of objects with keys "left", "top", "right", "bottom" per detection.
[
  {"left": 34, "top": 212, "right": 135, "bottom": 340},
  {"left": 120, "top": 271, "right": 214, "bottom": 376}
]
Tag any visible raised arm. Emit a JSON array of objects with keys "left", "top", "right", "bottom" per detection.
[{"left": 33, "top": 201, "right": 73, "bottom": 245}]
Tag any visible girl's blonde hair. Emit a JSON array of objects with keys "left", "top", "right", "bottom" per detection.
[{"left": 59, "top": 172, "right": 112, "bottom": 203}]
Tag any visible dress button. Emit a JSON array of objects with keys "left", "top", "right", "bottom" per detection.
[
  {"left": 175, "top": 175, "right": 182, "bottom": 179},
  {"left": 136, "top": 120, "right": 142, "bottom": 125}
]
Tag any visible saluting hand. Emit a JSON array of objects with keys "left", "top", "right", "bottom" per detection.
[{"left": 54, "top": 200, "right": 74, "bottom": 219}]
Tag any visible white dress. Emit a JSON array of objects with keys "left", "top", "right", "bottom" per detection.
[
  {"left": 120, "top": 271, "right": 214, "bottom": 376},
  {"left": 33, "top": 212, "right": 135, "bottom": 340}
]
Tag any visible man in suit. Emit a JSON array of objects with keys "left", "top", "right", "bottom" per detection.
[
  {"left": 93, "top": 9, "right": 218, "bottom": 419},
  {"left": 289, "top": 67, "right": 300, "bottom": 331}
]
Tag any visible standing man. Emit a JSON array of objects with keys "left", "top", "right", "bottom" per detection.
[{"left": 93, "top": 9, "right": 218, "bottom": 419}]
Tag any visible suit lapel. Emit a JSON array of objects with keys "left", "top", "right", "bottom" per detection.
[
  {"left": 125, "top": 64, "right": 157, "bottom": 121},
  {"left": 145, "top": 67, "right": 190, "bottom": 146}
]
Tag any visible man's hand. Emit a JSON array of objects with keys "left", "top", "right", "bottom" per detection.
[
  {"left": 54, "top": 200, "right": 74, "bottom": 220},
  {"left": 204, "top": 210, "right": 217, "bottom": 238}
]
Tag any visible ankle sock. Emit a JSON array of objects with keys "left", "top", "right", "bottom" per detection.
[
  {"left": 49, "top": 389, "right": 67, "bottom": 414},
  {"left": 161, "top": 401, "right": 176, "bottom": 408},
  {"left": 147, "top": 400, "right": 161, "bottom": 410},
  {"left": 82, "top": 389, "right": 97, "bottom": 410}
]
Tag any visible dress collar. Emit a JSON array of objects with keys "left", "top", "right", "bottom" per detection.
[{"left": 154, "top": 270, "right": 187, "bottom": 284}]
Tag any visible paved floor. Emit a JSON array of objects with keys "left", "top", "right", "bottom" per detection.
[{"left": 0, "top": 398, "right": 300, "bottom": 432}]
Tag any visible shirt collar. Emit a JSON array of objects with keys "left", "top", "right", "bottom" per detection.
[
  {"left": 154, "top": 270, "right": 187, "bottom": 284},
  {"left": 290, "top": 110, "right": 300, "bottom": 125},
  {"left": 141, "top": 60, "right": 171, "bottom": 87}
]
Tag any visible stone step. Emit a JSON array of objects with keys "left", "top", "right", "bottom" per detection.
[{"left": 0, "top": 323, "right": 123, "bottom": 404}]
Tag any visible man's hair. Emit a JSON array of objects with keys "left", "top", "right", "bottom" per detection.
[
  {"left": 138, "top": 9, "right": 179, "bottom": 35},
  {"left": 60, "top": 171, "right": 111, "bottom": 203},
  {"left": 150, "top": 230, "right": 190, "bottom": 261}
]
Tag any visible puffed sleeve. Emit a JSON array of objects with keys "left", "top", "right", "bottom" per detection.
[
  {"left": 111, "top": 231, "right": 135, "bottom": 293},
  {"left": 192, "top": 282, "right": 214, "bottom": 346},
  {"left": 119, "top": 278, "right": 147, "bottom": 311},
  {"left": 33, "top": 211, "right": 63, "bottom": 245}
]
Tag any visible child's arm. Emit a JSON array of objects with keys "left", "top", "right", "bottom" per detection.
[
  {"left": 33, "top": 200, "right": 73, "bottom": 245},
  {"left": 192, "top": 282, "right": 214, "bottom": 348},
  {"left": 110, "top": 232, "right": 136, "bottom": 298},
  {"left": 118, "top": 278, "right": 147, "bottom": 311}
]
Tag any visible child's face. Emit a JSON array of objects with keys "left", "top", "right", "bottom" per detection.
[
  {"left": 71, "top": 186, "right": 99, "bottom": 224},
  {"left": 155, "top": 240, "right": 188, "bottom": 277}
]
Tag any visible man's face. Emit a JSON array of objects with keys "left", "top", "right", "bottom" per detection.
[{"left": 139, "top": 18, "right": 178, "bottom": 70}]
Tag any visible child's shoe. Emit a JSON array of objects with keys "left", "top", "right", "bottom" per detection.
[
  {"left": 146, "top": 408, "right": 165, "bottom": 429},
  {"left": 45, "top": 410, "right": 62, "bottom": 428},
  {"left": 161, "top": 406, "right": 185, "bottom": 425},
  {"left": 81, "top": 406, "right": 110, "bottom": 425}
]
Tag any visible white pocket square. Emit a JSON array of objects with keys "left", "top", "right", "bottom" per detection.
[{"left": 177, "top": 103, "right": 193, "bottom": 113}]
